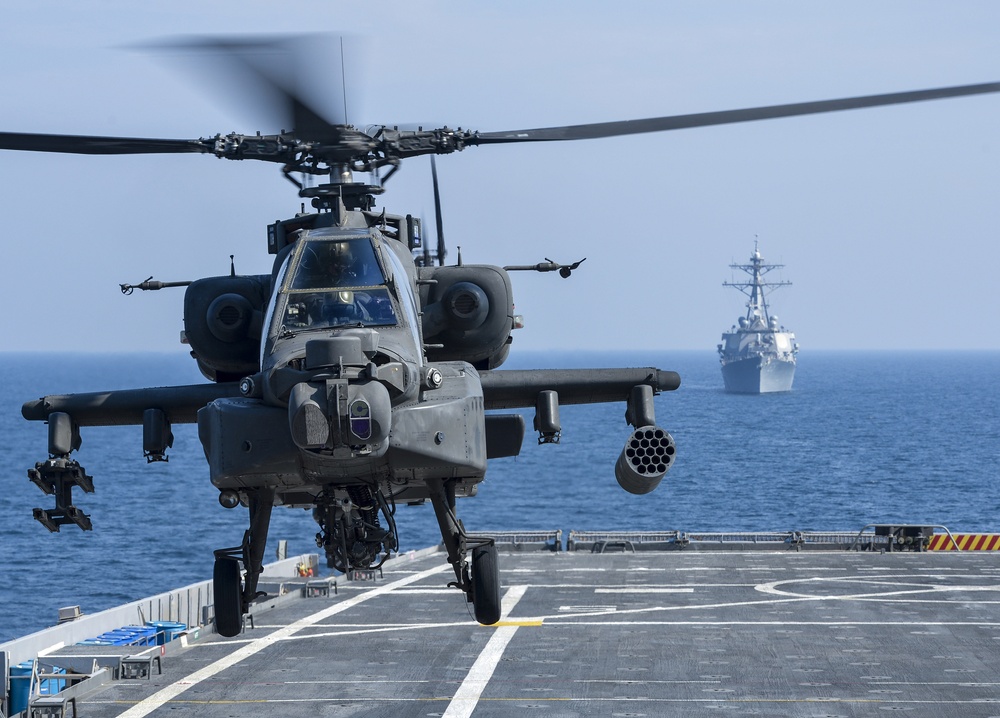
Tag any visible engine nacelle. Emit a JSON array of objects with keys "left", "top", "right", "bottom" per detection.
[
  {"left": 614, "top": 426, "right": 676, "bottom": 495},
  {"left": 184, "top": 275, "right": 270, "bottom": 382},
  {"left": 418, "top": 265, "right": 514, "bottom": 369}
]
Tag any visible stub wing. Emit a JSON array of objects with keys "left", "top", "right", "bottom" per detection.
[
  {"left": 21, "top": 382, "right": 243, "bottom": 533},
  {"left": 479, "top": 367, "right": 680, "bottom": 410},
  {"left": 21, "top": 383, "right": 243, "bottom": 426},
  {"left": 479, "top": 367, "right": 680, "bottom": 495}
]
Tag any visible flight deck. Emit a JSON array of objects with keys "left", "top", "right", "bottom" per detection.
[{"left": 4, "top": 530, "right": 1000, "bottom": 718}]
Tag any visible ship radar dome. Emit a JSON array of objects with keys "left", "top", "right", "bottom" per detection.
[{"left": 738, "top": 317, "right": 749, "bottom": 328}]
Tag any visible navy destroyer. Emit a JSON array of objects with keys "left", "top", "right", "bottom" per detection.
[{"left": 718, "top": 242, "right": 798, "bottom": 393}]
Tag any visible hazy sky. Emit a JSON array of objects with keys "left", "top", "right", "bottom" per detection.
[{"left": 2, "top": 2, "right": 999, "bottom": 354}]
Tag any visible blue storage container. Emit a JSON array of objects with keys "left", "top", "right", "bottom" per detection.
[
  {"left": 122, "top": 625, "right": 157, "bottom": 646},
  {"left": 101, "top": 628, "right": 146, "bottom": 646},
  {"left": 166, "top": 622, "right": 187, "bottom": 642},
  {"left": 9, "top": 661, "right": 33, "bottom": 715},
  {"left": 147, "top": 620, "right": 186, "bottom": 644},
  {"left": 39, "top": 666, "right": 66, "bottom": 695},
  {"left": 98, "top": 631, "right": 134, "bottom": 646}
]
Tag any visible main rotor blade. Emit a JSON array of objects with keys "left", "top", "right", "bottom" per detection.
[
  {"left": 473, "top": 82, "right": 1000, "bottom": 144},
  {"left": 152, "top": 35, "right": 351, "bottom": 144},
  {"left": 0, "top": 131, "right": 212, "bottom": 155}
]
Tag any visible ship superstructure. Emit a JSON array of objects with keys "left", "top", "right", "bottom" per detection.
[{"left": 718, "top": 242, "right": 798, "bottom": 393}]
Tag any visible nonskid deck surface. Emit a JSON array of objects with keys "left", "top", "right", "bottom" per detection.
[{"left": 75, "top": 549, "right": 1000, "bottom": 718}]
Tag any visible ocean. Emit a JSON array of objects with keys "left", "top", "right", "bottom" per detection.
[{"left": 1, "top": 350, "right": 998, "bottom": 644}]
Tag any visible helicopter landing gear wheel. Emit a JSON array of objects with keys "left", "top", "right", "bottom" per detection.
[
  {"left": 472, "top": 543, "right": 501, "bottom": 625},
  {"left": 426, "top": 477, "right": 503, "bottom": 624},
  {"left": 213, "top": 556, "right": 244, "bottom": 638},
  {"left": 212, "top": 488, "right": 274, "bottom": 638}
]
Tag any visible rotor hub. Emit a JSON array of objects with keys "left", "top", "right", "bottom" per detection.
[{"left": 301, "top": 182, "right": 385, "bottom": 211}]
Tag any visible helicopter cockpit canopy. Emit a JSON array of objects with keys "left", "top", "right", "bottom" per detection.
[{"left": 274, "top": 234, "right": 400, "bottom": 332}]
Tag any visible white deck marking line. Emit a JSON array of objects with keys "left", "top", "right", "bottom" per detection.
[
  {"left": 93, "top": 697, "right": 1000, "bottom": 706},
  {"left": 533, "top": 578, "right": 1000, "bottom": 622},
  {"left": 442, "top": 584, "right": 528, "bottom": 718},
  {"left": 757, "top": 576, "right": 1000, "bottom": 600},
  {"left": 116, "top": 563, "right": 449, "bottom": 718},
  {"left": 595, "top": 588, "right": 695, "bottom": 594},
  {"left": 280, "top": 621, "right": 471, "bottom": 640},
  {"left": 389, "top": 582, "right": 757, "bottom": 589},
  {"left": 534, "top": 620, "right": 1000, "bottom": 627}
]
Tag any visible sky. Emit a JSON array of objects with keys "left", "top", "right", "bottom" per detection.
[{"left": 2, "top": 2, "right": 999, "bottom": 354}]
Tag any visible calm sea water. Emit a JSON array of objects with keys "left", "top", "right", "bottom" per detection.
[{"left": 1, "top": 350, "right": 998, "bottom": 643}]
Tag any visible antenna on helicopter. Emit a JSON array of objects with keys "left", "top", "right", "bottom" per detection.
[
  {"left": 431, "top": 155, "right": 447, "bottom": 266},
  {"left": 421, "top": 213, "right": 432, "bottom": 267},
  {"left": 339, "top": 37, "right": 349, "bottom": 126}
]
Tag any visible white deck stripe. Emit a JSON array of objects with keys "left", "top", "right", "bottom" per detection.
[
  {"left": 595, "top": 587, "right": 695, "bottom": 593},
  {"left": 117, "top": 563, "right": 449, "bottom": 718},
  {"left": 442, "top": 585, "right": 528, "bottom": 718}
]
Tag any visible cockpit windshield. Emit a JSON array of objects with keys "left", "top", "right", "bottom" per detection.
[
  {"left": 289, "top": 238, "right": 386, "bottom": 290},
  {"left": 276, "top": 237, "right": 399, "bottom": 331}
]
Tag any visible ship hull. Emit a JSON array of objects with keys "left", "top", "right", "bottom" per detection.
[{"left": 721, "top": 355, "right": 795, "bottom": 394}]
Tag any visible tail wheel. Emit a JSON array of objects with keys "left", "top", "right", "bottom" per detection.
[
  {"left": 213, "top": 557, "right": 244, "bottom": 637},
  {"left": 471, "top": 543, "right": 501, "bottom": 625}
]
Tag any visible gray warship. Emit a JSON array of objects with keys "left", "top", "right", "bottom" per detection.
[{"left": 718, "top": 242, "right": 798, "bottom": 393}]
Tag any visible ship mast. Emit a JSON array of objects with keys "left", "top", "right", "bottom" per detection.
[{"left": 723, "top": 239, "right": 791, "bottom": 328}]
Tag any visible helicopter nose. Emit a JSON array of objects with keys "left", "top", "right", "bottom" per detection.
[
  {"left": 289, "top": 382, "right": 330, "bottom": 450},
  {"left": 288, "top": 379, "right": 391, "bottom": 452}
]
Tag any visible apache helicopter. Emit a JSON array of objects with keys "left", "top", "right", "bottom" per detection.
[{"left": 5, "top": 41, "right": 999, "bottom": 636}]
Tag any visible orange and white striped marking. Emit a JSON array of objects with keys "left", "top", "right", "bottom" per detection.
[{"left": 927, "top": 533, "right": 1000, "bottom": 551}]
